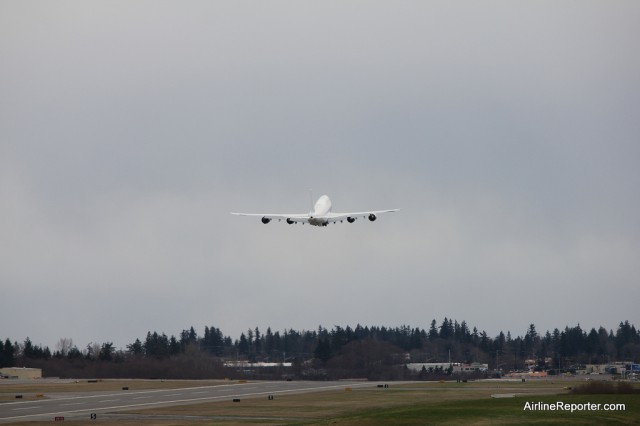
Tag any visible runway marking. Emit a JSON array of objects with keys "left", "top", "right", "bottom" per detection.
[
  {"left": 164, "top": 393, "right": 182, "bottom": 397},
  {"left": 0, "top": 382, "right": 374, "bottom": 422},
  {"left": 99, "top": 399, "right": 119, "bottom": 403},
  {"left": 11, "top": 407, "right": 33, "bottom": 411},
  {"left": 61, "top": 402, "right": 85, "bottom": 406},
  {"left": 0, "top": 383, "right": 238, "bottom": 406},
  {"left": 192, "top": 391, "right": 208, "bottom": 394},
  {"left": 133, "top": 396, "right": 152, "bottom": 400}
]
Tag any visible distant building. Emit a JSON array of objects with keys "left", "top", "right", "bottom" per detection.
[
  {"left": 406, "top": 362, "right": 488, "bottom": 374},
  {"left": 0, "top": 367, "right": 42, "bottom": 379},
  {"left": 504, "top": 371, "right": 547, "bottom": 378},
  {"left": 406, "top": 362, "right": 456, "bottom": 372},
  {"left": 585, "top": 362, "right": 633, "bottom": 375},
  {"left": 223, "top": 361, "right": 292, "bottom": 368},
  {"left": 452, "top": 362, "right": 488, "bottom": 374}
]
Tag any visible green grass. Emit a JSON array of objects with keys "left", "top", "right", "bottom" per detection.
[
  {"left": 121, "top": 381, "right": 639, "bottom": 425},
  {"left": 321, "top": 393, "right": 640, "bottom": 425}
]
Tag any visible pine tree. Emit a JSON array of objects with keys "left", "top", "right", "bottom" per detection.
[
  {"left": 127, "top": 339, "right": 144, "bottom": 356},
  {"left": 428, "top": 319, "right": 438, "bottom": 341}
]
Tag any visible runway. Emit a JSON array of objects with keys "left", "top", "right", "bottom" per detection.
[{"left": 0, "top": 380, "right": 378, "bottom": 423}]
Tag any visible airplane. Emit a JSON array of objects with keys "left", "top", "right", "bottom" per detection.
[{"left": 231, "top": 194, "right": 399, "bottom": 227}]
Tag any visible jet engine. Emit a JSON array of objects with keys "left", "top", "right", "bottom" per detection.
[
  {"left": 286, "top": 218, "right": 295, "bottom": 224},
  {"left": 347, "top": 217, "right": 355, "bottom": 223},
  {"left": 368, "top": 214, "right": 377, "bottom": 222},
  {"left": 261, "top": 217, "right": 271, "bottom": 224}
]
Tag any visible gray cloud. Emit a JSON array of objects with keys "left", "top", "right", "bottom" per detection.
[{"left": 1, "top": 1, "right": 639, "bottom": 349}]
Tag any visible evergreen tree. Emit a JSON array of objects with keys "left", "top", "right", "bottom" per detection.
[
  {"left": 494, "top": 331, "right": 505, "bottom": 353},
  {"left": 238, "top": 333, "right": 249, "bottom": 356},
  {"left": 439, "top": 318, "right": 452, "bottom": 339},
  {"left": 23, "top": 337, "right": 34, "bottom": 359},
  {"left": 479, "top": 331, "right": 490, "bottom": 353},
  {"left": 0, "top": 340, "right": 14, "bottom": 366},
  {"left": 314, "top": 338, "right": 332, "bottom": 364},
  {"left": 203, "top": 326, "right": 225, "bottom": 356},
  {"left": 67, "top": 346, "right": 82, "bottom": 359},
  {"left": 98, "top": 342, "right": 114, "bottom": 361},
  {"left": 254, "top": 327, "right": 261, "bottom": 354},
  {"left": 429, "top": 319, "right": 438, "bottom": 342},
  {"left": 169, "top": 335, "right": 181, "bottom": 356},
  {"left": 1, "top": 339, "right": 15, "bottom": 366},
  {"left": 460, "top": 321, "right": 471, "bottom": 343},
  {"left": 144, "top": 332, "right": 170, "bottom": 359},
  {"left": 127, "top": 339, "right": 144, "bottom": 356}
]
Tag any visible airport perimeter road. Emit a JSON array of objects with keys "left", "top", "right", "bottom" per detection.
[{"left": 0, "top": 380, "right": 380, "bottom": 423}]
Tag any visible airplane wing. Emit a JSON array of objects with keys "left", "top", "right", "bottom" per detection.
[
  {"left": 231, "top": 208, "right": 400, "bottom": 225},
  {"left": 230, "top": 212, "right": 310, "bottom": 224},
  {"left": 324, "top": 209, "right": 400, "bottom": 224}
]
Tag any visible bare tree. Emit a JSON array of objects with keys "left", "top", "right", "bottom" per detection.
[
  {"left": 86, "top": 342, "right": 101, "bottom": 360},
  {"left": 56, "top": 338, "right": 73, "bottom": 357}
]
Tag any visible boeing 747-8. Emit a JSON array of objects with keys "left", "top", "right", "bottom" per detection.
[{"left": 231, "top": 195, "right": 399, "bottom": 227}]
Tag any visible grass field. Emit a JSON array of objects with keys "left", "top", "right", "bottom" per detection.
[{"left": 2, "top": 379, "right": 639, "bottom": 425}]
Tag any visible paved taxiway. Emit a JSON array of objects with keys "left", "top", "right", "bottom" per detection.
[{"left": 0, "top": 380, "right": 380, "bottom": 423}]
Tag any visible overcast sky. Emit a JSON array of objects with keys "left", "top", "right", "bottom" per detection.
[{"left": 2, "top": 1, "right": 639, "bottom": 351}]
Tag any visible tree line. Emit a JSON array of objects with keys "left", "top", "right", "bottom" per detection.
[{"left": 3, "top": 319, "right": 638, "bottom": 380}]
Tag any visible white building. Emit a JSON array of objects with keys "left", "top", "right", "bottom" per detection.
[
  {"left": 452, "top": 362, "right": 488, "bottom": 374},
  {"left": 406, "top": 362, "right": 457, "bottom": 372},
  {"left": 406, "top": 362, "right": 487, "bottom": 374},
  {"left": 223, "top": 361, "right": 292, "bottom": 368},
  {"left": 0, "top": 367, "right": 42, "bottom": 379}
]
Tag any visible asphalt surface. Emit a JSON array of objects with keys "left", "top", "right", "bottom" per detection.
[{"left": 0, "top": 380, "right": 380, "bottom": 423}]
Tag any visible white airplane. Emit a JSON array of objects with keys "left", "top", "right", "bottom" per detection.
[{"left": 231, "top": 194, "right": 399, "bottom": 227}]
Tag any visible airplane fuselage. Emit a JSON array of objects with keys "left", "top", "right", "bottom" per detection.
[{"left": 309, "top": 195, "right": 332, "bottom": 226}]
